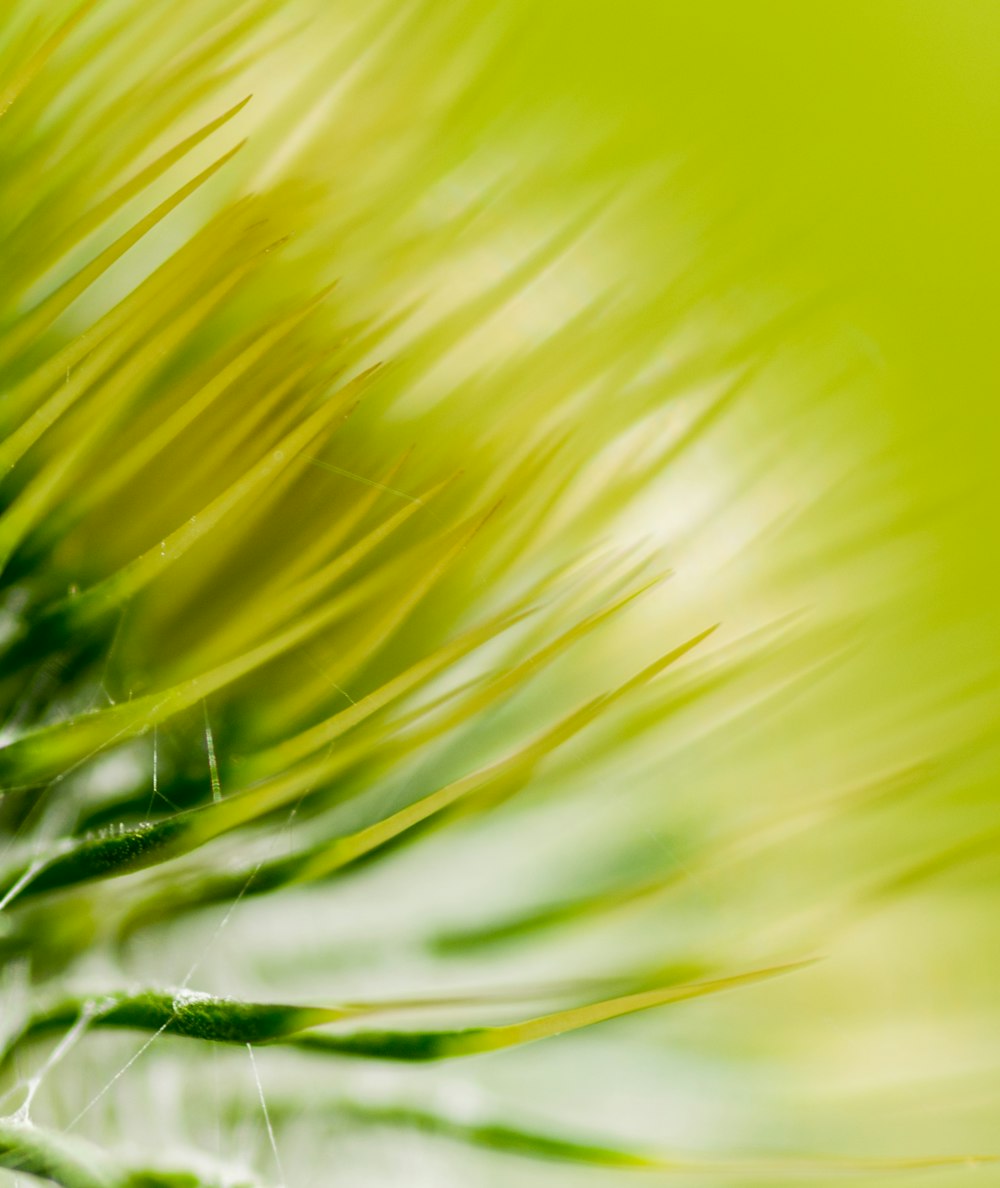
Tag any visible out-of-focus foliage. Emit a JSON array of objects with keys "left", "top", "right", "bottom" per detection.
[{"left": 1, "top": 1, "right": 1000, "bottom": 1186}]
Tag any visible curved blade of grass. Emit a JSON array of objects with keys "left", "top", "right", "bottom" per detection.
[
  {"left": 288, "top": 962, "right": 811, "bottom": 1061},
  {"left": 56, "top": 365, "right": 375, "bottom": 625},
  {"left": 13, "top": 988, "right": 344, "bottom": 1053},
  {"left": 0, "top": 196, "right": 263, "bottom": 433},
  {"left": 325, "top": 1100, "right": 997, "bottom": 1176},
  {"left": 326, "top": 1101, "right": 662, "bottom": 1170},
  {"left": 0, "top": 516, "right": 514, "bottom": 793},
  {"left": 71, "top": 286, "right": 333, "bottom": 523},
  {"left": 272, "top": 448, "right": 417, "bottom": 587},
  {"left": 0, "top": 139, "right": 245, "bottom": 368},
  {"left": 0, "top": 266, "right": 253, "bottom": 575},
  {"left": 15, "top": 96, "right": 251, "bottom": 294},
  {"left": 0, "top": 1116, "right": 205, "bottom": 1188},
  {"left": 0, "top": 243, "right": 261, "bottom": 483},
  {"left": 0, "top": 0, "right": 101, "bottom": 120},
  {"left": 185, "top": 472, "right": 453, "bottom": 673},
  {"left": 282, "top": 625, "right": 717, "bottom": 886},
  {"left": 6, "top": 963, "right": 807, "bottom": 1069},
  {"left": 271, "top": 496, "right": 504, "bottom": 728},
  {"left": 259, "top": 568, "right": 666, "bottom": 775},
  {"left": 0, "top": 1117, "right": 119, "bottom": 1188},
  {"left": 0, "top": 620, "right": 713, "bottom": 904},
  {"left": 432, "top": 762, "right": 932, "bottom": 955}
]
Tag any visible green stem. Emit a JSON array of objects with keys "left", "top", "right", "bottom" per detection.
[{"left": 0, "top": 1118, "right": 211, "bottom": 1188}]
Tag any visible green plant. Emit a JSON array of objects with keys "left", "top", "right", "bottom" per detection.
[
  {"left": 2, "top": 3, "right": 999, "bottom": 1187},
  {"left": 0, "top": 4, "right": 786, "bottom": 1183}
]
